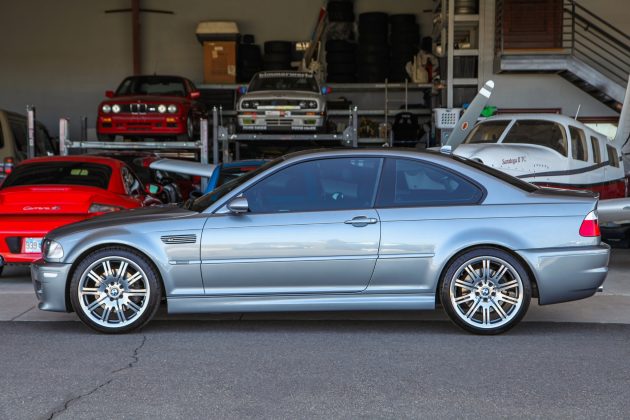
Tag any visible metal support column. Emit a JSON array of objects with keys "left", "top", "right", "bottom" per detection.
[
  {"left": 212, "top": 107, "right": 219, "bottom": 165},
  {"left": 447, "top": 0, "right": 455, "bottom": 108},
  {"left": 80, "top": 116, "right": 88, "bottom": 142},
  {"left": 26, "top": 105, "right": 36, "bottom": 159},
  {"left": 200, "top": 118, "right": 209, "bottom": 192},
  {"left": 59, "top": 118, "right": 70, "bottom": 156},
  {"left": 352, "top": 106, "right": 358, "bottom": 148}
]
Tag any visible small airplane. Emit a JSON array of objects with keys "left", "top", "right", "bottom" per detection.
[{"left": 444, "top": 78, "right": 630, "bottom": 227}]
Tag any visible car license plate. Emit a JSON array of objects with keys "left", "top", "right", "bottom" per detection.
[
  {"left": 265, "top": 110, "right": 281, "bottom": 116},
  {"left": 23, "top": 237, "right": 43, "bottom": 253}
]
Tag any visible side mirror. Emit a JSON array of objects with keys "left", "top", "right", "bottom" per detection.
[
  {"left": 105, "top": 90, "right": 115, "bottom": 98},
  {"left": 190, "top": 90, "right": 201, "bottom": 99},
  {"left": 227, "top": 196, "right": 249, "bottom": 214},
  {"left": 145, "top": 183, "right": 163, "bottom": 195}
]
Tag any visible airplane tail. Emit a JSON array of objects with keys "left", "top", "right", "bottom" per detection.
[{"left": 613, "top": 75, "right": 630, "bottom": 149}]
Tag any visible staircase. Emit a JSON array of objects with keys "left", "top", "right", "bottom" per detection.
[{"left": 494, "top": 0, "right": 630, "bottom": 111}]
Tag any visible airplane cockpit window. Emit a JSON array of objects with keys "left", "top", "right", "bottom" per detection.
[
  {"left": 502, "top": 120, "right": 568, "bottom": 156},
  {"left": 590, "top": 137, "right": 602, "bottom": 164},
  {"left": 569, "top": 126, "right": 588, "bottom": 162},
  {"left": 463, "top": 121, "right": 510, "bottom": 144}
]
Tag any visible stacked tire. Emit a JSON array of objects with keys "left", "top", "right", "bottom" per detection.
[
  {"left": 263, "top": 41, "right": 292, "bottom": 71},
  {"left": 357, "top": 12, "right": 389, "bottom": 82},
  {"left": 237, "top": 35, "right": 262, "bottom": 83},
  {"left": 326, "top": 40, "right": 356, "bottom": 83},
  {"left": 389, "top": 14, "right": 420, "bottom": 82}
]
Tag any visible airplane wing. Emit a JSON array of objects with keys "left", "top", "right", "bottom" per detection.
[
  {"left": 149, "top": 159, "right": 216, "bottom": 178},
  {"left": 445, "top": 80, "right": 494, "bottom": 150}
]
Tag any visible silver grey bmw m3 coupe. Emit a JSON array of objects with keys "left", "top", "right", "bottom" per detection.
[{"left": 31, "top": 149, "right": 609, "bottom": 334}]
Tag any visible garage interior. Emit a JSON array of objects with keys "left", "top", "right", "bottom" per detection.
[{"left": 1, "top": 0, "right": 630, "bottom": 416}]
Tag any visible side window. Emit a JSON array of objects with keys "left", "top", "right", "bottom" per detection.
[
  {"left": 244, "top": 158, "right": 382, "bottom": 213},
  {"left": 122, "top": 166, "right": 143, "bottom": 196},
  {"left": 607, "top": 145, "right": 620, "bottom": 168},
  {"left": 502, "top": 120, "right": 568, "bottom": 156},
  {"left": 590, "top": 137, "right": 602, "bottom": 164},
  {"left": 7, "top": 117, "right": 27, "bottom": 160},
  {"left": 376, "top": 158, "right": 483, "bottom": 207},
  {"left": 569, "top": 126, "right": 588, "bottom": 162}
]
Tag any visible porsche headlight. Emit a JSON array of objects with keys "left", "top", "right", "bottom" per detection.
[
  {"left": 167, "top": 104, "right": 178, "bottom": 113},
  {"left": 101, "top": 104, "right": 111, "bottom": 113},
  {"left": 157, "top": 104, "right": 167, "bottom": 113},
  {"left": 112, "top": 104, "right": 121, "bottom": 113},
  {"left": 43, "top": 240, "right": 64, "bottom": 260}
]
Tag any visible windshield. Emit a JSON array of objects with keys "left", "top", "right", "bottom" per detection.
[
  {"left": 464, "top": 121, "right": 510, "bottom": 144},
  {"left": 190, "top": 158, "right": 283, "bottom": 212},
  {"left": 116, "top": 76, "right": 187, "bottom": 97},
  {"left": 248, "top": 73, "right": 319, "bottom": 93},
  {"left": 2, "top": 162, "right": 112, "bottom": 189}
]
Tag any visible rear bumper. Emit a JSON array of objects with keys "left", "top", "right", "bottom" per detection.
[
  {"left": 31, "top": 259, "right": 72, "bottom": 312},
  {"left": 98, "top": 114, "right": 187, "bottom": 136},
  {"left": 517, "top": 244, "right": 610, "bottom": 305}
]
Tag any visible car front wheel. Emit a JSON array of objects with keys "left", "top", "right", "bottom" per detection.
[
  {"left": 70, "top": 247, "right": 162, "bottom": 333},
  {"left": 440, "top": 247, "right": 531, "bottom": 335}
]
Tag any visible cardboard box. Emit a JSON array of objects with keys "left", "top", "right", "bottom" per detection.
[{"left": 203, "top": 41, "right": 236, "bottom": 84}]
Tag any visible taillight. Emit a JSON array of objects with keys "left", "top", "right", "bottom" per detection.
[
  {"left": 2, "top": 157, "right": 14, "bottom": 175},
  {"left": 579, "top": 210, "right": 600, "bottom": 237}
]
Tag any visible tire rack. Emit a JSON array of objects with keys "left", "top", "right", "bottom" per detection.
[{"left": 212, "top": 105, "right": 363, "bottom": 164}]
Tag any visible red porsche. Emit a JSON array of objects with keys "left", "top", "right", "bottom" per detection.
[
  {"left": 0, "top": 156, "right": 162, "bottom": 274},
  {"left": 96, "top": 75, "right": 207, "bottom": 141}
]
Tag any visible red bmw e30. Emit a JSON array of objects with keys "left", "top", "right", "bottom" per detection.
[{"left": 97, "top": 75, "right": 207, "bottom": 141}]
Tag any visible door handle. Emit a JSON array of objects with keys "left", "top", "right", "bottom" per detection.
[{"left": 344, "top": 216, "right": 378, "bottom": 226}]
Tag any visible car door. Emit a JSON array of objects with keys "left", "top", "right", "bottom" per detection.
[
  {"left": 370, "top": 157, "right": 485, "bottom": 293},
  {"left": 200, "top": 157, "right": 383, "bottom": 295}
]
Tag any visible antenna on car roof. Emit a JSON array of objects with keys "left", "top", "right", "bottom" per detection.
[{"left": 574, "top": 104, "right": 581, "bottom": 120}]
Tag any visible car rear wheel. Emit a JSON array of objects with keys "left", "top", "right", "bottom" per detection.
[
  {"left": 440, "top": 248, "right": 531, "bottom": 335},
  {"left": 70, "top": 247, "right": 162, "bottom": 334},
  {"left": 177, "top": 115, "right": 194, "bottom": 141}
]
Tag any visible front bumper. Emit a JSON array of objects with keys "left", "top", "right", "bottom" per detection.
[
  {"left": 237, "top": 111, "right": 325, "bottom": 131},
  {"left": 31, "top": 259, "right": 73, "bottom": 312},
  {"left": 98, "top": 114, "right": 186, "bottom": 136},
  {"left": 517, "top": 244, "right": 610, "bottom": 305}
]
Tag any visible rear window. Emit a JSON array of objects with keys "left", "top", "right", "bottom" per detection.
[
  {"left": 607, "top": 145, "right": 620, "bottom": 167},
  {"left": 502, "top": 120, "right": 568, "bottom": 156},
  {"left": 463, "top": 121, "right": 510, "bottom": 144},
  {"left": 1, "top": 162, "right": 112, "bottom": 189},
  {"left": 451, "top": 154, "right": 539, "bottom": 193},
  {"left": 590, "top": 137, "right": 601, "bottom": 164},
  {"left": 569, "top": 126, "right": 588, "bottom": 162}
]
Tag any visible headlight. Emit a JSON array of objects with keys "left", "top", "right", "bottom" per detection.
[
  {"left": 308, "top": 101, "right": 318, "bottom": 109},
  {"left": 167, "top": 104, "right": 177, "bottom": 113},
  {"left": 112, "top": 104, "right": 121, "bottom": 113},
  {"left": 241, "top": 101, "right": 251, "bottom": 109},
  {"left": 101, "top": 104, "right": 111, "bottom": 113},
  {"left": 157, "top": 104, "right": 167, "bottom": 113},
  {"left": 88, "top": 203, "right": 124, "bottom": 214},
  {"left": 299, "top": 101, "right": 307, "bottom": 108},
  {"left": 43, "top": 240, "right": 64, "bottom": 260}
]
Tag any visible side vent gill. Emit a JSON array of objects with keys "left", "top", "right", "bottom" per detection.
[{"left": 160, "top": 234, "right": 197, "bottom": 245}]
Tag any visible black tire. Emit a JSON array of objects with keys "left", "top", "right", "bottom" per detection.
[
  {"left": 358, "top": 32, "right": 388, "bottom": 44},
  {"left": 440, "top": 247, "right": 532, "bottom": 335},
  {"left": 326, "top": 40, "right": 356, "bottom": 53},
  {"left": 238, "top": 44, "right": 261, "bottom": 60},
  {"left": 389, "top": 13, "right": 417, "bottom": 27},
  {"left": 326, "top": 52, "right": 356, "bottom": 65},
  {"left": 70, "top": 247, "right": 162, "bottom": 334},
  {"left": 264, "top": 40, "right": 292, "bottom": 55},
  {"left": 357, "top": 43, "right": 389, "bottom": 56},
  {"left": 177, "top": 115, "right": 194, "bottom": 141},
  {"left": 359, "top": 12, "right": 389, "bottom": 28},
  {"left": 357, "top": 54, "right": 389, "bottom": 66},
  {"left": 97, "top": 133, "right": 113, "bottom": 142},
  {"left": 327, "top": 1, "right": 354, "bottom": 22},
  {"left": 242, "top": 34, "right": 255, "bottom": 44}
]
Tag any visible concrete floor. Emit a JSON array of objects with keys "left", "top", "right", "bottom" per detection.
[{"left": 1, "top": 248, "right": 629, "bottom": 325}]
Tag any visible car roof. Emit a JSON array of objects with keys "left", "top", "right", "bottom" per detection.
[{"left": 19, "top": 155, "right": 125, "bottom": 168}]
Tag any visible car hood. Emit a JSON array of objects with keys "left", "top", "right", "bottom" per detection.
[
  {"left": 103, "top": 95, "right": 189, "bottom": 104},
  {"left": 48, "top": 205, "right": 196, "bottom": 239},
  {"left": 0, "top": 185, "right": 121, "bottom": 214},
  {"left": 242, "top": 91, "right": 321, "bottom": 100}
]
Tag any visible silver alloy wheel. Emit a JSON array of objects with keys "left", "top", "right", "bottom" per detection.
[
  {"left": 77, "top": 256, "right": 151, "bottom": 328},
  {"left": 449, "top": 256, "right": 524, "bottom": 330}
]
